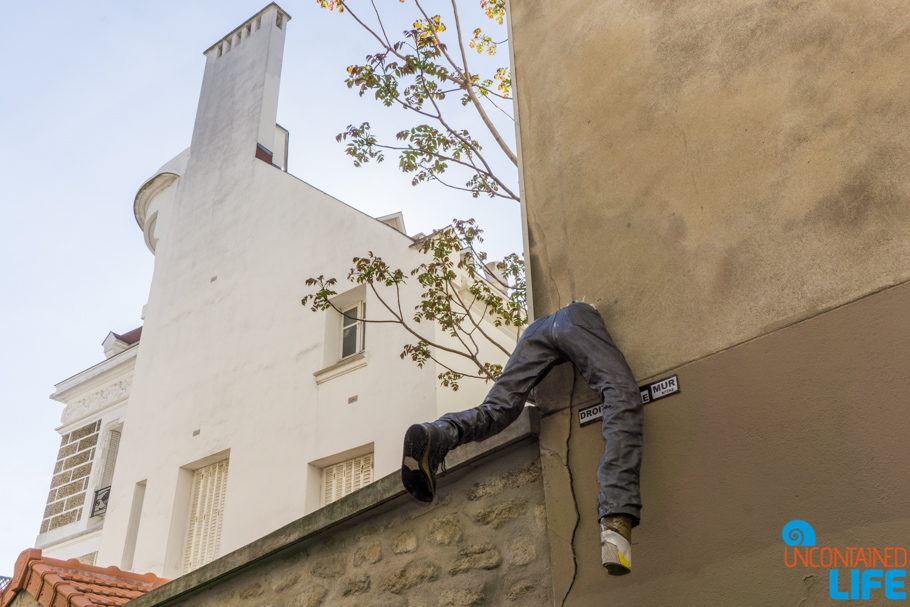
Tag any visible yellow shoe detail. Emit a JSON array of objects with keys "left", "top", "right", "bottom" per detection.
[{"left": 601, "top": 529, "right": 632, "bottom": 574}]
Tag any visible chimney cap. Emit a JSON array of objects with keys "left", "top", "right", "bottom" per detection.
[{"left": 203, "top": 3, "right": 292, "bottom": 56}]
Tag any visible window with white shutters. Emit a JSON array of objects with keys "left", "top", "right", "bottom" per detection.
[
  {"left": 90, "top": 428, "right": 123, "bottom": 517},
  {"left": 100, "top": 430, "right": 121, "bottom": 488},
  {"left": 322, "top": 453, "right": 374, "bottom": 506},
  {"left": 183, "top": 459, "right": 229, "bottom": 574}
]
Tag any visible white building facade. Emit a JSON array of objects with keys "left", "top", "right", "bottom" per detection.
[{"left": 35, "top": 3, "right": 514, "bottom": 580}]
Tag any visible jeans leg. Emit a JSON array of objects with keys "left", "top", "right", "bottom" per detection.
[
  {"left": 554, "top": 303, "right": 643, "bottom": 526},
  {"left": 439, "top": 312, "right": 566, "bottom": 446}
]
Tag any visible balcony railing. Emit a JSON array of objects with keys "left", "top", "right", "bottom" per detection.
[
  {"left": 0, "top": 576, "right": 11, "bottom": 591},
  {"left": 91, "top": 486, "right": 111, "bottom": 517}
]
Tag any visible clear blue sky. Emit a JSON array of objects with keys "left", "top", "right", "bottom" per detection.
[{"left": 0, "top": 1, "right": 521, "bottom": 572}]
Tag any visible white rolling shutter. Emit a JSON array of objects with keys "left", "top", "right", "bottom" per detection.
[
  {"left": 183, "top": 459, "right": 229, "bottom": 574},
  {"left": 321, "top": 453, "right": 374, "bottom": 506},
  {"left": 100, "top": 430, "right": 121, "bottom": 488}
]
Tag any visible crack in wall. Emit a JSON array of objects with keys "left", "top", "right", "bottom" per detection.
[
  {"left": 531, "top": 213, "right": 562, "bottom": 311},
  {"left": 558, "top": 372, "right": 581, "bottom": 607}
]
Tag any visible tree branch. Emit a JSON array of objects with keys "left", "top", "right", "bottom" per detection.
[
  {"left": 411, "top": 0, "right": 518, "bottom": 165},
  {"left": 449, "top": 278, "right": 512, "bottom": 357},
  {"left": 366, "top": 282, "right": 479, "bottom": 361},
  {"left": 446, "top": 0, "right": 518, "bottom": 164},
  {"left": 428, "top": 94, "right": 520, "bottom": 199},
  {"left": 369, "top": 0, "right": 392, "bottom": 47}
]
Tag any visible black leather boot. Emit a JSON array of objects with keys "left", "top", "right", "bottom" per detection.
[{"left": 401, "top": 423, "right": 452, "bottom": 502}]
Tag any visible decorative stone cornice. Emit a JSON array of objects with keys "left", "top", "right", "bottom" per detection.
[{"left": 61, "top": 377, "right": 132, "bottom": 426}]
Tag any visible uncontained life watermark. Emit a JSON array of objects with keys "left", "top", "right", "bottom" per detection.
[{"left": 782, "top": 520, "right": 907, "bottom": 600}]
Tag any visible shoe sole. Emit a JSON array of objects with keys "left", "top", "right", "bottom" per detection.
[
  {"left": 601, "top": 529, "right": 632, "bottom": 576},
  {"left": 604, "top": 563, "right": 631, "bottom": 576},
  {"left": 401, "top": 424, "right": 435, "bottom": 502}
]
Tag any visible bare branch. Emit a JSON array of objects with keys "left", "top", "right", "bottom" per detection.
[
  {"left": 449, "top": 277, "right": 512, "bottom": 357},
  {"left": 366, "top": 282, "right": 478, "bottom": 361},
  {"left": 429, "top": 173, "right": 514, "bottom": 199},
  {"left": 369, "top": 0, "right": 392, "bottom": 47},
  {"left": 446, "top": 0, "right": 518, "bottom": 164},
  {"left": 428, "top": 95, "right": 520, "bottom": 199},
  {"left": 480, "top": 94, "right": 514, "bottom": 121},
  {"left": 413, "top": 0, "right": 518, "bottom": 165},
  {"left": 426, "top": 350, "right": 492, "bottom": 381}
]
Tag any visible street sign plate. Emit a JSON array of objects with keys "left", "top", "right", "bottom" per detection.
[{"left": 578, "top": 374, "right": 680, "bottom": 426}]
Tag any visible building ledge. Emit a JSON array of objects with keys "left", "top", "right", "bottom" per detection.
[
  {"left": 128, "top": 406, "right": 540, "bottom": 607},
  {"left": 35, "top": 522, "right": 103, "bottom": 552},
  {"left": 313, "top": 351, "right": 367, "bottom": 384}
]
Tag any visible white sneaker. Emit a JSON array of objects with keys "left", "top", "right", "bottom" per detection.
[{"left": 601, "top": 528, "right": 632, "bottom": 576}]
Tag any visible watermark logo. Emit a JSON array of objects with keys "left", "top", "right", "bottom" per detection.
[
  {"left": 783, "top": 520, "right": 816, "bottom": 547},
  {"left": 782, "top": 520, "right": 907, "bottom": 600}
]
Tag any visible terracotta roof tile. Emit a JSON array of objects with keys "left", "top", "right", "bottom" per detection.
[{"left": 0, "top": 549, "right": 168, "bottom": 607}]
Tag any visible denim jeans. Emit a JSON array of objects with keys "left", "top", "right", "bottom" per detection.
[{"left": 437, "top": 302, "right": 643, "bottom": 525}]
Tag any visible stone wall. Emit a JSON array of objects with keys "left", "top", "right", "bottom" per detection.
[
  {"left": 132, "top": 432, "right": 551, "bottom": 607},
  {"left": 41, "top": 421, "right": 98, "bottom": 533}
]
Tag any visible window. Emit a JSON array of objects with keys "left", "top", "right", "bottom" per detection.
[
  {"left": 322, "top": 453, "right": 373, "bottom": 506},
  {"left": 340, "top": 301, "right": 366, "bottom": 359},
  {"left": 100, "top": 429, "right": 121, "bottom": 489},
  {"left": 91, "top": 427, "right": 122, "bottom": 517},
  {"left": 183, "top": 459, "right": 229, "bottom": 574}
]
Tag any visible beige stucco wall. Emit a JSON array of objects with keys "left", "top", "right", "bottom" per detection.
[
  {"left": 510, "top": 0, "right": 910, "bottom": 379},
  {"left": 508, "top": 1, "right": 910, "bottom": 604},
  {"left": 539, "top": 276, "right": 910, "bottom": 606}
]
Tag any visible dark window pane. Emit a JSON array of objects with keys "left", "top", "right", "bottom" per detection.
[
  {"left": 342, "top": 326, "right": 357, "bottom": 357},
  {"left": 343, "top": 307, "right": 357, "bottom": 327}
]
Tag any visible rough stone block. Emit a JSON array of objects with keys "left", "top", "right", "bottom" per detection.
[
  {"left": 75, "top": 553, "right": 97, "bottom": 566},
  {"left": 50, "top": 471, "right": 72, "bottom": 489},
  {"left": 440, "top": 586, "right": 487, "bottom": 606},
  {"left": 467, "top": 461, "right": 541, "bottom": 501},
  {"left": 381, "top": 560, "right": 441, "bottom": 594},
  {"left": 427, "top": 514, "right": 462, "bottom": 545},
  {"left": 64, "top": 449, "right": 93, "bottom": 471},
  {"left": 293, "top": 585, "right": 327, "bottom": 607},
  {"left": 508, "top": 537, "right": 537, "bottom": 566},
  {"left": 57, "top": 479, "right": 85, "bottom": 499},
  {"left": 355, "top": 520, "right": 394, "bottom": 539},
  {"left": 60, "top": 433, "right": 70, "bottom": 447},
  {"left": 57, "top": 444, "right": 78, "bottom": 459},
  {"left": 69, "top": 422, "right": 98, "bottom": 442},
  {"left": 40, "top": 520, "right": 49, "bottom": 534},
  {"left": 271, "top": 572, "right": 300, "bottom": 593},
  {"left": 238, "top": 582, "right": 263, "bottom": 599},
  {"left": 65, "top": 493, "right": 86, "bottom": 511},
  {"left": 507, "top": 581, "right": 536, "bottom": 601},
  {"left": 393, "top": 532, "right": 417, "bottom": 554},
  {"left": 472, "top": 499, "right": 526, "bottom": 529},
  {"left": 311, "top": 554, "right": 345, "bottom": 578},
  {"left": 77, "top": 434, "right": 99, "bottom": 451},
  {"left": 47, "top": 489, "right": 57, "bottom": 504},
  {"left": 49, "top": 509, "right": 79, "bottom": 530},
  {"left": 534, "top": 505, "right": 547, "bottom": 533},
  {"left": 53, "top": 460, "right": 64, "bottom": 475},
  {"left": 448, "top": 544, "right": 502, "bottom": 576},
  {"left": 342, "top": 573, "right": 371, "bottom": 596},
  {"left": 71, "top": 463, "right": 93, "bottom": 481},
  {"left": 44, "top": 501, "right": 64, "bottom": 519},
  {"left": 353, "top": 540, "right": 382, "bottom": 566}
]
